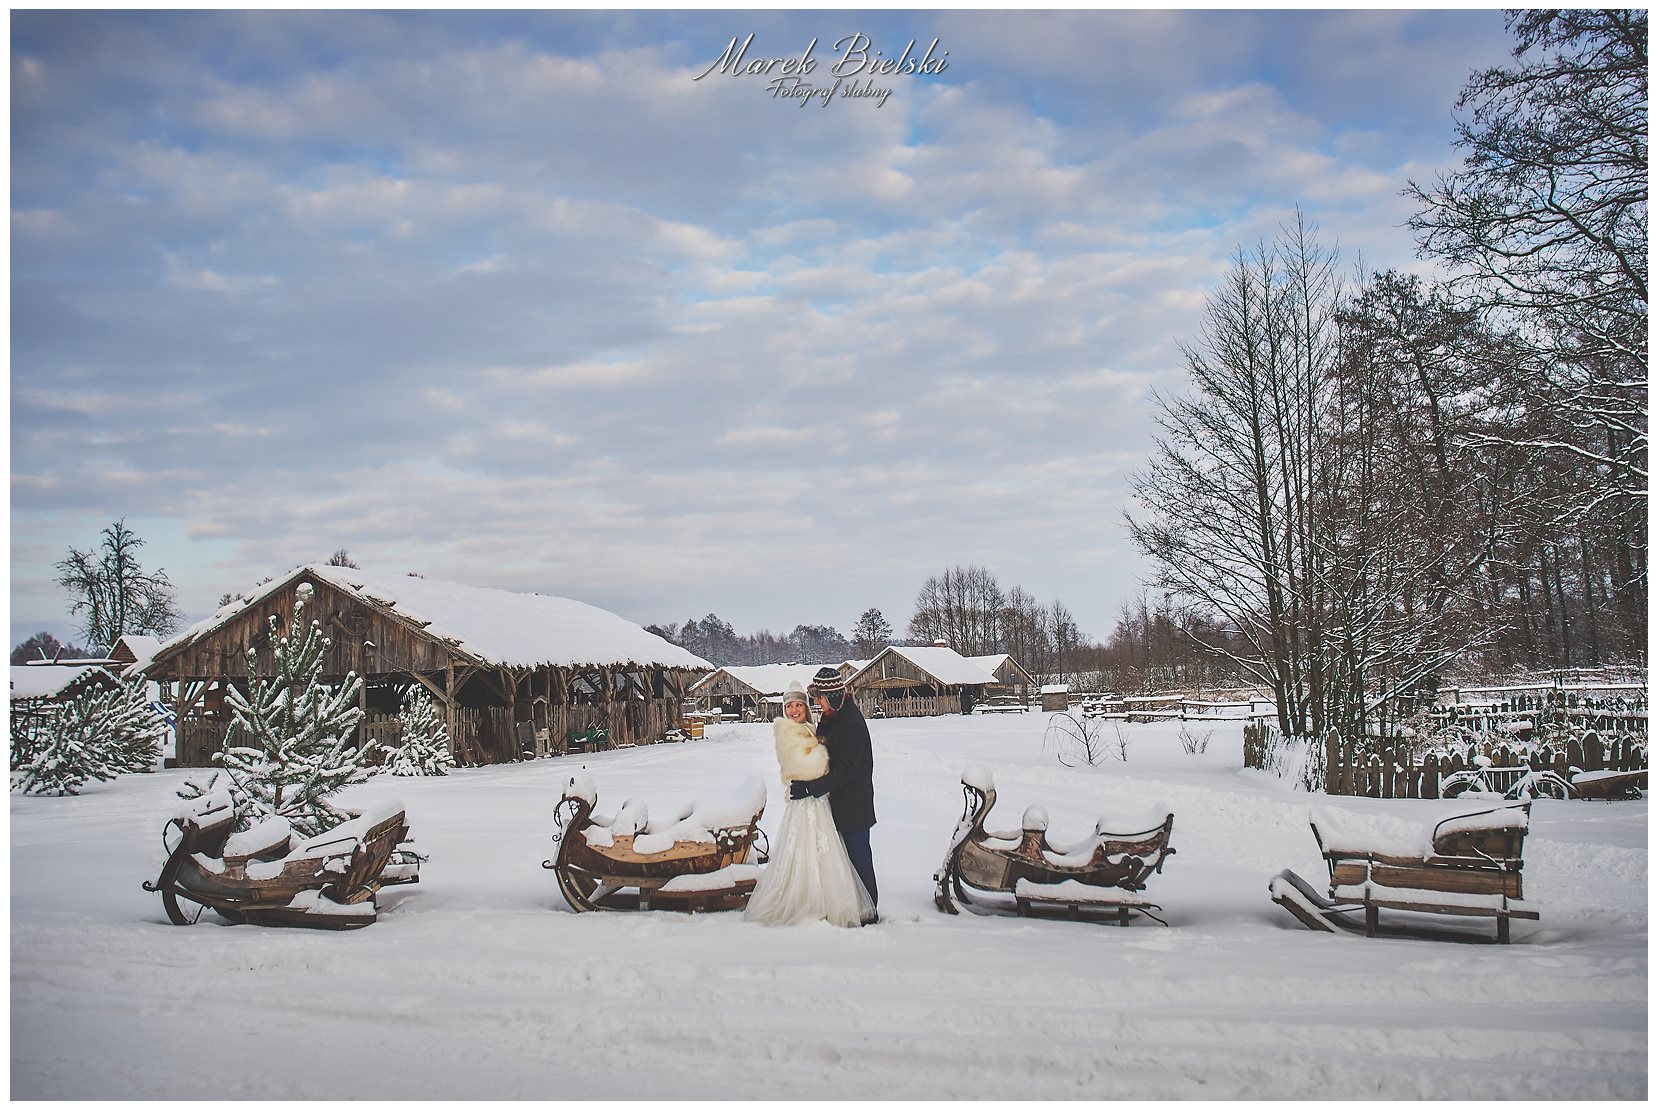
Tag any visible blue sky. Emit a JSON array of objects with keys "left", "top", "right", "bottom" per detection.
[{"left": 10, "top": 9, "right": 1519, "bottom": 651}]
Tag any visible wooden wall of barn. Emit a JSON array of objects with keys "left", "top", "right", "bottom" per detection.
[
  {"left": 153, "top": 574, "right": 467, "bottom": 683},
  {"left": 153, "top": 573, "right": 701, "bottom": 768}
]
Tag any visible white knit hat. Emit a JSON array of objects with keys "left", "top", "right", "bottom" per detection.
[{"left": 782, "top": 681, "right": 810, "bottom": 707}]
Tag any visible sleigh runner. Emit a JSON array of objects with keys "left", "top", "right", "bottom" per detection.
[
  {"left": 934, "top": 765, "right": 1176, "bottom": 925},
  {"left": 545, "top": 771, "right": 768, "bottom": 912},
  {"left": 144, "top": 787, "right": 420, "bottom": 929}
]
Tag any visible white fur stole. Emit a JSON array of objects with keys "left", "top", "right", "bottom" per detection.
[{"left": 773, "top": 717, "right": 828, "bottom": 785}]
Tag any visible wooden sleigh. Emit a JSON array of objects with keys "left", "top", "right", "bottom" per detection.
[
  {"left": 1269, "top": 802, "right": 1537, "bottom": 944},
  {"left": 1568, "top": 768, "right": 1647, "bottom": 800},
  {"left": 933, "top": 766, "right": 1176, "bottom": 926},
  {"left": 144, "top": 787, "right": 421, "bottom": 930},
  {"left": 544, "top": 770, "right": 768, "bottom": 912}
]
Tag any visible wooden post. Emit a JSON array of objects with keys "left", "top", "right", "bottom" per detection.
[{"left": 445, "top": 661, "right": 460, "bottom": 767}]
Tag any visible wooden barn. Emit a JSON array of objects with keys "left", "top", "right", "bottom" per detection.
[
  {"left": 690, "top": 663, "right": 831, "bottom": 720},
  {"left": 145, "top": 565, "right": 711, "bottom": 768},
  {"left": 846, "top": 646, "right": 1000, "bottom": 718},
  {"left": 965, "top": 653, "right": 1036, "bottom": 703}
]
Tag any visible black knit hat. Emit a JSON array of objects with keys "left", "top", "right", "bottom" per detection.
[{"left": 808, "top": 666, "right": 845, "bottom": 695}]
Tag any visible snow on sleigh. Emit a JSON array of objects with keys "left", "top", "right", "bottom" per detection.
[
  {"left": 1269, "top": 801, "right": 1538, "bottom": 944},
  {"left": 144, "top": 783, "right": 421, "bottom": 930},
  {"left": 933, "top": 765, "right": 1176, "bottom": 926},
  {"left": 545, "top": 770, "right": 768, "bottom": 913}
]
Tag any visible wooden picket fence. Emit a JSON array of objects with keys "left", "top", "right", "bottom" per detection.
[
  {"left": 1244, "top": 721, "right": 1647, "bottom": 799},
  {"left": 1322, "top": 732, "right": 1648, "bottom": 799}
]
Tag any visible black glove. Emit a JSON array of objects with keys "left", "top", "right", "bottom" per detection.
[{"left": 789, "top": 779, "right": 817, "bottom": 800}]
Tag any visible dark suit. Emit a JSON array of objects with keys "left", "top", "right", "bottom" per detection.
[{"left": 800, "top": 697, "right": 877, "bottom": 908}]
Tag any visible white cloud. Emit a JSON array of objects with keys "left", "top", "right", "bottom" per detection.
[{"left": 9, "top": 10, "right": 1517, "bottom": 647}]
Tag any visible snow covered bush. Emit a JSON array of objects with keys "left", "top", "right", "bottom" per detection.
[
  {"left": 205, "top": 583, "right": 373, "bottom": 836},
  {"left": 387, "top": 685, "right": 453, "bottom": 776},
  {"left": 12, "top": 694, "right": 117, "bottom": 796},
  {"left": 10, "top": 675, "right": 168, "bottom": 795}
]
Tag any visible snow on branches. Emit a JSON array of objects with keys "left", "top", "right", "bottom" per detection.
[
  {"left": 387, "top": 685, "right": 453, "bottom": 777},
  {"left": 210, "top": 584, "right": 374, "bottom": 837},
  {"left": 10, "top": 674, "right": 168, "bottom": 796}
]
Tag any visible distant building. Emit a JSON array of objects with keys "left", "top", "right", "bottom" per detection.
[
  {"left": 965, "top": 653, "right": 1036, "bottom": 703},
  {"left": 689, "top": 663, "right": 832, "bottom": 721},
  {"left": 109, "top": 634, "right": 164, "bottom": 678},
  {"left": 847, "top": 645, "right": 1001, "bottom": 717},
  {"left": 1040, "top": 683, "right": 1071, "bottom": 712}
]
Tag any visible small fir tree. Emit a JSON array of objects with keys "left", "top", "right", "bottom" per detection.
[
  {"left": 11, "top": 688, "right": 119, "bottom": 795},
  {"left": 387, "top": 685, "right": 453, "bottom": 776},
  {"left": 104, "top": 674, "right": 170, "bottom": 774},
  {"left": 213, "top": 583, "right": 372, "bottom": 836}
]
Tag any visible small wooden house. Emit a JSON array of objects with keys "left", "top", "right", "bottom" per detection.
[
  {"left": 145, "top": 565, "right": 711, "bottom": 767},
  {"left": 1040, "top": 683, "right": 1071, "bottom": 712},
  {"left": 846, "top": 646, "right": 1000, "bottom": 718},
  {"left": 690, "top": 663, "right": 832, "bottom": 720},
  {"left": 109, "top": 634, "right": 164, "bottom": 678},
  {"left": 965, "top": 653, "right": 1035, "bottom": 704}
]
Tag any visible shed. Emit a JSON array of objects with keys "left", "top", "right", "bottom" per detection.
[
  {"left": 847, "top": 646, "right": 999, "bottom": 717},
  {"left": 109, "top": 634, "right": 164, "bottom": 678},
  {"left": 145, "top": 565, "right": 710, "bottom": 767},
  {"left": 1040, "top": 683, "right": 1071, "bottom": 712},
  {"left": 690, "top": 663, "right": 832, "bottom": 721}
]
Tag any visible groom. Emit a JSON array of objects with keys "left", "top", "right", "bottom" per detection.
[{"left": 790, "top": 666, "right": 878, "bottom": 920}]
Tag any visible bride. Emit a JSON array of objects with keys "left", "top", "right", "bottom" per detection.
[{"left": 744, "top": 682, "right": 875, "bottom": 927}]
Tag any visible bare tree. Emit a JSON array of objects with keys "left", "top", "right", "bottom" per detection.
[
  {"left": 53, "top": 520, "right": 181, "bottom": 653},
  {"left": 326, "top": 548, "right": 360, "bottom": 568},
  {"left": 1407, "top": 9, "right": 1647, "bottom": 521},
  {"left": 906, "top": 565, "right": 1005, "bottom": 655},
  {"left": 1128, "top": 217, "right": 1483, "bottom": 740}
]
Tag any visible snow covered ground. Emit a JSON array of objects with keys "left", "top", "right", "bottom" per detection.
[{"left": 11, "top": 715, "right": 1647, "bottom": 1099}]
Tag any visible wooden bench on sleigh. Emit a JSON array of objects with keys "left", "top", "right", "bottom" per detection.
[
  {"left": 934, "top": 765, "right": 1176, "bottom": 927},
  {"left": 545, "top": 770, "right": 768, "bottom": 913},
  {"left": 1270, "top": 801, "right": 1538, "bottom": 944}
]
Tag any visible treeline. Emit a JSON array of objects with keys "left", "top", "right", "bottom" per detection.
[
  {"left": 646, "top": 615, "right": 859, "bottom": 667},
  {"left": 1126, "top": 12, "right": 1646, "bottom": 738},
  {"left": 651, "top": 564, "right": 1100, "bottom": 681}
]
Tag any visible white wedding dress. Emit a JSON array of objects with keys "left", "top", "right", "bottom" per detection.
[{"left": 745, "top": 718, "right": 874, "bottom": 928}]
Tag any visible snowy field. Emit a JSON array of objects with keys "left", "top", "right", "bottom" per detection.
[{"left": 11, "top": 715, "right": 1647, "bottom": 1099}]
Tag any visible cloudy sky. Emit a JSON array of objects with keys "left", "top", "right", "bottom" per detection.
[{"left": 10, "top": 9, "right": 1520, "bottom": 651}]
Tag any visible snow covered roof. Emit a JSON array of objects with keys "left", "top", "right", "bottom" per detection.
[
  {"left": 966, "top": 653, "right": 1032, "bottom": 682},
  {"left": 158, "top": 565, "right": 711, "bottom": 672},
  {"left": 112, "top": 634, "right": 164, "bottom": 676},
  {"left": 10, "top": 664, "right": 117, "bottom": 700},
  {"left": 691, "top": 663, "right": 832, "bottom": 696},
  {"left": 857, "top": 646, "right": 999, "bottom": 687}
]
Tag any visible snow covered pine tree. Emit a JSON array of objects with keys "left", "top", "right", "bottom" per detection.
[
  {"left": 11, "top": 674, "right": 169, "bottom": 795},
  {"left": 206, "top": 582, "right": 375, "bottom": 836},
  {"left": 105, "top": 673, "right": 170, "bottom": 775},
  {"left": 388, "top": 685, "right": 453, "bottom": 776},
  {"left": 12, "top": 689, "right": 117, "bottom": 796}
]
